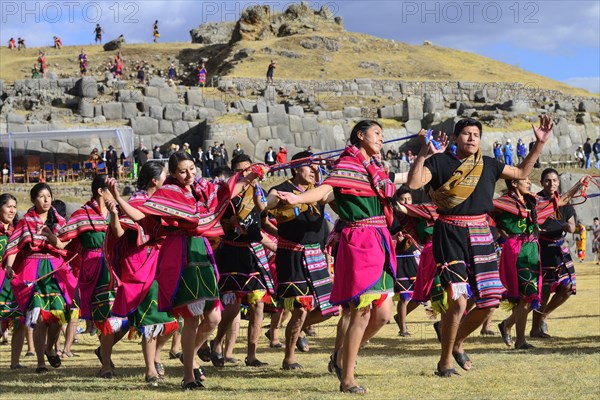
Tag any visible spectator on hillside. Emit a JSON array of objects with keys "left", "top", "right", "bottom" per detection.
[
  {"left": 516, "top": 138, "right": 527, "bottom": 164},
  {"left": 204, "top": 146, "right": 214, "bottom": 177},
  {"left": 168, "top": 62, "right": 177, "bottom": 81},
  {"left": 31, "top": 64, "right": 40, "bottom": 79},
  {"left": 583, "top": 137, "right": 593, "bottom": 169},
  {"left": 114, "top": 53, "right": 123, "bottom": 80},
  {"left": 276, "top": 145, "right": 288, "bottom": 176},
  {"left": 264, "top": 146, "right": 276, "bottom": 167},
  {"left": 2, "top": 163, "right": 9, "bottom": 184},
  {"left": 8, "top": 37, "right": 16, "bottom": 49},
  {"left": 136, "top": 62, "right": 145, "bottom": 84},
  {"left": 133, "top": 141, "right": 149, "bottom": 167},
  {"left": 266, "top": 59, "right": 276, "bottom": 85},
  {"left": 17, "top": 37, "right": 25, "bottom": 50},
  {"left": 79, "top": 49, "right": 88, "bottom": 76},
  {"left": 593, "top": 138, "right": 600, "bottom": 169},
  {"left": 88, "top": 147, "right": 100, "bottom": 167},
  {"left": 503, "top": 139, "right": 513, "bottom": 166},
  {"left": 166, "top": 143, "right": 177, "bottom": 158},
  {"left": 53, "top": 36, "right": 62, "bottom": 49},
  {"left": 152, "top": 144, "right": 162, "bottom": 159},
  {"left": 232, "top": 143, "right": 244, "bottom": 158},
  {"left": 592, "top": 217, "right": 600, "bottom": 265},
  {"left": 493, "top": 141, "right": 503, "bottom": 162},
  {"left": 220, "top": 143, "right": 229, "bottom": 166},
  {"left": 575, "top": 145, "right": 585, "bottom": 168},
  {"left": 211, "top": 142, "right": 223, "bottom": 167},
  {"left": 106, "top": 145, "right": 118, "bottom": 178},
  {"left": 197, "top": 63, "right": 207, "bottom": 87},
  {"left": 195, "top": 146, "right": 206, "bottom": 176},
  {"left": 37, "top": 51, "right": 47, "bottom": 78},
  {"left": 152, "top": 20, "right": 160, "bottom": 43},
  {"left": 94, "top": 24, "right": 104, "bottom": 44}
]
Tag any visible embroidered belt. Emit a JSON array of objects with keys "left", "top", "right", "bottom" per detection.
[{"left": 438, "top": 214, "right": 488, "bottom": 227}]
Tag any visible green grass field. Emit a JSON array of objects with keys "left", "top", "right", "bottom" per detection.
[{"left": 1, "top": 263, "right": 599, "bottom": 399}]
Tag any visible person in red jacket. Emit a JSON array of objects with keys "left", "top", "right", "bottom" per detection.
[{"left": 276, "top": 146, "right": 288, "bottom": 177}]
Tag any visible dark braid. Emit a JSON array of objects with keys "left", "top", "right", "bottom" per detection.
[{"left": 524, "top": 194, "right": 539, "bottom": 236}]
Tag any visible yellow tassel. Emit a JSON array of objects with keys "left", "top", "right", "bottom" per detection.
[
  {"left": 355, "top": 294, "right": 382, "bottom": 310},
  {"left": 50, "top": 310, "right": 68, "bottom": 325},
  {"left": 283, "top": 298, "right": 296, "bottom": 312},
  {"left": 70, "top": 309, "right": 80, "bottom": 320},
  {"left": 245, "top": 290, "right": 266, "bottom": 305},
  {"left": 431, "top": 290, "right": 449, "bottom": 315},
  {"left": 500, "top": 300, "right": 516, "bottom": 312}
]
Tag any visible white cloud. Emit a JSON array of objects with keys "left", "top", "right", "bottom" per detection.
[{"left": 564, "top": 77, "right": 600, "bottom": 94}]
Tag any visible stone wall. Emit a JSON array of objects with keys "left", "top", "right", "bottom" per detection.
[{"left": 1, "top": 76, "right": 599, "bottom": 164}]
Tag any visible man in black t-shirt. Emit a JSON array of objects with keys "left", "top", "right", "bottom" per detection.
[
  {"left": 407, "top": 116, "right": 553, "bottom": 376},
  {"left": 264, "top": 151, "right": 336, "bottom": 369}
]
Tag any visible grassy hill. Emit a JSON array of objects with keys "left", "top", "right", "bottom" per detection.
[{"left": 0, "top": 29, "right": 595, "bottom": 98}]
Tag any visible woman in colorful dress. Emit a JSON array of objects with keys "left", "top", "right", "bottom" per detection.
[
  {"left": 49, "top": 175, "right": 127, "bottom": 378},
  {"left": 391, "top": 186, "right": 439, "bottom": 337},
  {"left": 494, "top": 176, "right": 588, "bottom": 349},
  {"left": 106, "top": 161, "right": 180, "bottom": 385},
  {"left": 137, "top": 151, "right": 259, "bottom": 390},
  {"left": 530, "top": 168, "right": 580, "bottom": 338},
  {"left": 0, "top": 193, "right": 27, "bottom": 369},
  {"left": 3, "top": 183, "right": 77, "bottom": 373},
  {"left": 277, "top": 120, "right": 407, "bottom": 393}
]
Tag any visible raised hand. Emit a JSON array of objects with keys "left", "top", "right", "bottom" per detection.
[
  {"left": 431, "top": 130, "right": 449, "bottom": 154},
  {"left": 532, "top": 115, "right": 554, "bottom": 144},
  {"left": 417, "top": 129, "right": 448, "bottom": 156},
  {"left": 105, "top": 199, "right": 119, "bottom": 215},
  {"left": 105, "top": 177, "right": 120, "bottom": 198}
]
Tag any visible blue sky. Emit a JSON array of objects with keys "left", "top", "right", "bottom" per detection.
[{"left": 1, "top": 0, "right": 598, "bottom": 92}]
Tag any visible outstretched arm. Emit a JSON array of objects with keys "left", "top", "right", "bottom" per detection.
[
  {"left": 558, "top": 175, "right": 592, "bottom": 206},
  {"left": 502, "top": 115, "right": 553, "bottom": 180},
  {"left": 276, "top": 184, "right": 333, "bottom": 205}
]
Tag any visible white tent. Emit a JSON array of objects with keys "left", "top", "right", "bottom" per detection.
[{"left": 1, "top": 127, "right": 134, "bottom": 182}]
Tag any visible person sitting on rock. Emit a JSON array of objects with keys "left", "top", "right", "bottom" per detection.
[
  {"left": 197, "top": 63, "right": 207, "bottom": 87},
  {"left": 53, "top": 36, "right": 62, "bottom": 49},
  {"left": 168, "top": 62, "right": 177, "bottom": 81},
  {"left": 79, "top": 49, "right": 88, "bottom": 77},
  {"left": 137, "top": 62, "right": 145, "bottom": 84},
  {"left": 8, "top": 37, "right": 16, "bottom": 49},
  {"left": 31, "top": 64, "right": 40, "bottom": 79}
]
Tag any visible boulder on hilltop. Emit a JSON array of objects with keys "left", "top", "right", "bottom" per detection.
[
  {"left": 104, "top": 35, "right": 125, "bottom": 51},
  {"left": 190, "top": 22, "right": 236, "bottom": 45}
]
